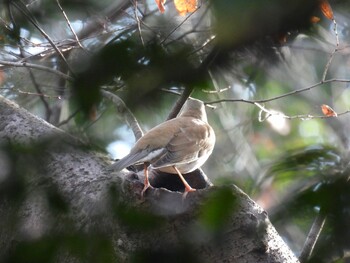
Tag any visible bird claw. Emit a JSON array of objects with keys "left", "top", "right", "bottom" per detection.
[
  {"left": 140, "top": 183, "right": 152, "bottom": 199},
  {"left": 182, "top": 187, "right": 196, "bottom": 200}
]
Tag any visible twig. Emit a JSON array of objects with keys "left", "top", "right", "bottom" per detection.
[
  {"left": 166, "top": 4, "right": 211, "bottom": 46},
  {"left": 332, "top": 17, "right": 339, "bottom": 47},
  {"left": 6, "top": 5, "right": 53, "bottom": 121},
  {"left": 10, "top": 1, "right": 75, "bottom": 74},
  {"left": 161, "top": 88, "right": 214, "bottom": 111},
  {"left": 299, "top": 212, "right": 327, "bottom": 263},
  {"left": 75, "top": 0, "right": 132, "bottom": 40},
  {"left": 268, "top": 78, "right": 349, "bottom": 102},
  {"left": 57, "top": 109, "right": 80, "bottom": 127},
  {"left": 255, "top": 103, "right": 277, "bottom": 122},
  {"left": 188, "top": 35, "right": 215, "bottom": 57},
  {"left": 101, "top": 90, "right": 144, "bottom": 141},
  {"left": 160, "top": 10, "right": 198, "bottom": 45},
  {"left": 205, "top": 78, "right": 350, "bottom": 121},
  {"left": 202, "top": 85, "right": 230, "bottom": 93},
  {"left": 0, "top": 87, "right": 62, "bottom": 99},
  {"left": 207, "top": 78, "right": 350, "bottom": 105},
  {"left": 56, "top": 0, "right": 86, "bottom": 50},
  {"left": 132, "top": 0, "right": 145, "bottom": 46},
  {"left": 160, "top": 88, "right": 182, "bottom": 96},
  {"left": 321, "top": 48, "right": 336, "bottom": 81},
  {"left": 252, "top": 102, "right": 348, "bottom": 121},
  {"left": 322, "top": 16, "right": 339, "bottom": 81},
  {"left": 257, "top": 102, "right": 349, "bottom": 121},
  {"left": 166, "top": 87, "right": 193, "bottom": 120},
  {"left": 105, "top": 3, "right": 161, "bottom": 46},
  {"left": 20, "top": 49, "right": 52, "bottom": 121},
  {"left": 0, "top": 60, "right": 73, "bottom": 81}
]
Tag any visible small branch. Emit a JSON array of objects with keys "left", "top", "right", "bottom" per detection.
[
  {"left": 160, "top": 88, "right": 182, "bottom": 96},
  {"left": 166, "top": 87, "right": 193, "bottom": 120},
  {"left": 266, "top": 78, "right": 348, "bottom": 102},
  {"left": 166, "top": 5, "right": 211, "bottom": 47},
  {"left": 0, "top": 87, "right": 62, "bottom": 99},
  {"left": 202, "top": 85, "right": 230, "bottom": 93},
  {"left": 207, "top": 78, "right": 350, "bottom": 105},
  {"left": 255, "top": 103, "right": 277, "bottom": 122},
  {"left": 321, "top": 49, "right": 336, "bottom": 81},
  {"left": 332, "top": 18, "right": 339, "bottom": 48},
  {"left": 255, "top": 102, "right": 348, "bottom": 121},
  {"left": 57, "top": 109, "right": 79, "bottom": 127},
  {"left": 75, "top": 0, "right": 132, "bottom": 41},
  {"left": 206, "top": 87, "right": 350, "bottom": 121},
  {"left": 10, "top": 1, "right": 75, "bottom": 74},
  {"left": 160, "top": 11, "right": 197, "bottom": 45},
  {"left": 188, "top": 35, "right": 215, "bottom": 57},
  {"left": 0, "top": 60, "right": 73, "bottom": 81},
  {"left": 101, "top": 90, "right": 144, "bottom": 141},
  {"left": 299, "top": 212, "right": 327, "bottom": 263},
  {"left": 278, "top": 110, "right": 349, "bottom": 120},
  {"left": 56, "top": 0, "right": 86, "bottom": 50},
  {"left": 132, "top": 0, "right": 145, "bottom": 46},
  {"left": 26, "top": 63, "right": 52, "bottom": 120},
  {"left": 18, "top": 46, "right": 52, "bottom": 121},
  {"left": 6, "top": 4, "right": 53, "bottom": 122},
  {"left": 322, "top": 16, "right": 339, "bottom": 81}
]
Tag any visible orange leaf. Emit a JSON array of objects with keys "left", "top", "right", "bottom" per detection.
[
  {"left": 155, "top": 0, "right": 166, "bottom": 13},
  {"left": 278, "top": 34, "right": 287, "bottom": 44},
  {"left": 89, "top": 104, "right": 98, "bottom": 121},
  {"left": 319, "top": 0, "right": 334, "bottom": 20},
  {"left": 321, "top": 104, "right": 337, "bottom": 117},
  {"left": 310, "top": 16, "right": 321, "bottom": 24},
  {"left": 174, "top": 0, "right": 197, "bottom": 16},
  {"left": 0, "top": 70, "right": 5, "bottom": 85}
]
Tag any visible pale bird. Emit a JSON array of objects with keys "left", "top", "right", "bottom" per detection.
[{"left": 108, "top": 98, "right": 215, "bottom": 197}]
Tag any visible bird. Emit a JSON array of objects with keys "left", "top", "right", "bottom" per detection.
[{"left": 108, "top": 98, "right": 216, "bottom": 198}]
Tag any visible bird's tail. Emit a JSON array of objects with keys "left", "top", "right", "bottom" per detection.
[{"left": 106, "top": 151, "right": 148, "bottom": 171}]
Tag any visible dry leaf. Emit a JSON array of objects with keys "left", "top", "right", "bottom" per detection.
[
  {"left": 321, "top": 104, "right": 337, "bottom": 117},
  {"left": 278, "top": 34, "right": 287, "bottom": 44},
  {"left": 0, "top": 70, "right": 5, "bottom": 85},
  {"left": 320, "top": 0, "right": 334, "bottom": 20},
  {"left": 310, "top": 16, "right": 321, "bottom": 23},
  {"left": 155, "top": 0, "right": 166, "bottom": 13},
  {"left": 89, "top": 104, "right": 98, "bottom": 121},
  {"left": 174, "top": 0, "right": 197, "bottom": 16}
]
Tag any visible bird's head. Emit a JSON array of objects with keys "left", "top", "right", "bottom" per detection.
[{"left": 178, "top": 98, "right": 207, "bottom": 122}]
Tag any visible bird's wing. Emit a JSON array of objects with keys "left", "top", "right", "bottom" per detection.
[
  {"left": 152, "top": 123, "right": 211, "bottom": 168},
  {"left": 107, "top": 149, "right": 154, "bottom": 171}
]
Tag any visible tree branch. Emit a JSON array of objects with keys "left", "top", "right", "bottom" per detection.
[
  {"left": 166, "top": 87, "right": 194, "bottom": 120},
  {"left": 299, "top": 212, "right": 327, "bottom": 263},
  {"left": 0, "top": 60, "right": 73, "bottom": 81},
  {"left": 10, "top": 1, "right": 74, "bottom": 74},
  {"left": 56, "top": 0, "right": 86, "bottom": 50},
  {"left": 101, "top": 90, "right": 144, "bottom": 141},
  {"left": 0, "top": 95, "right": 299, "bottom": 263}
]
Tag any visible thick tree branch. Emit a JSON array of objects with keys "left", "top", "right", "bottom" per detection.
[{"left": 0, "top": 95, "right": 299, "bottom": 263}]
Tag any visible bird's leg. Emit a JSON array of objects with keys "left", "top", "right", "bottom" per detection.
[
  {"left": 172, "top": 166, "right": 196, "bottom": 199},
  {"left": 141, "top": 162, "right": 151, "bottom": 198}
]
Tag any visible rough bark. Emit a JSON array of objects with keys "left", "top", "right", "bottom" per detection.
[{"left": 0, "top": 95, "right": 299, "bottom": 263}]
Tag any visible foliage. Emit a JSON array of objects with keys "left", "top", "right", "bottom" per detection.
[{"left": 268, "top": 146, "right": 350, "bottom": 262}]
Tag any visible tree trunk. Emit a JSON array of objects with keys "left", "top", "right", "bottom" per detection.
[{"left": 0, "top": 95, "right": 299, "bottom": 263}]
